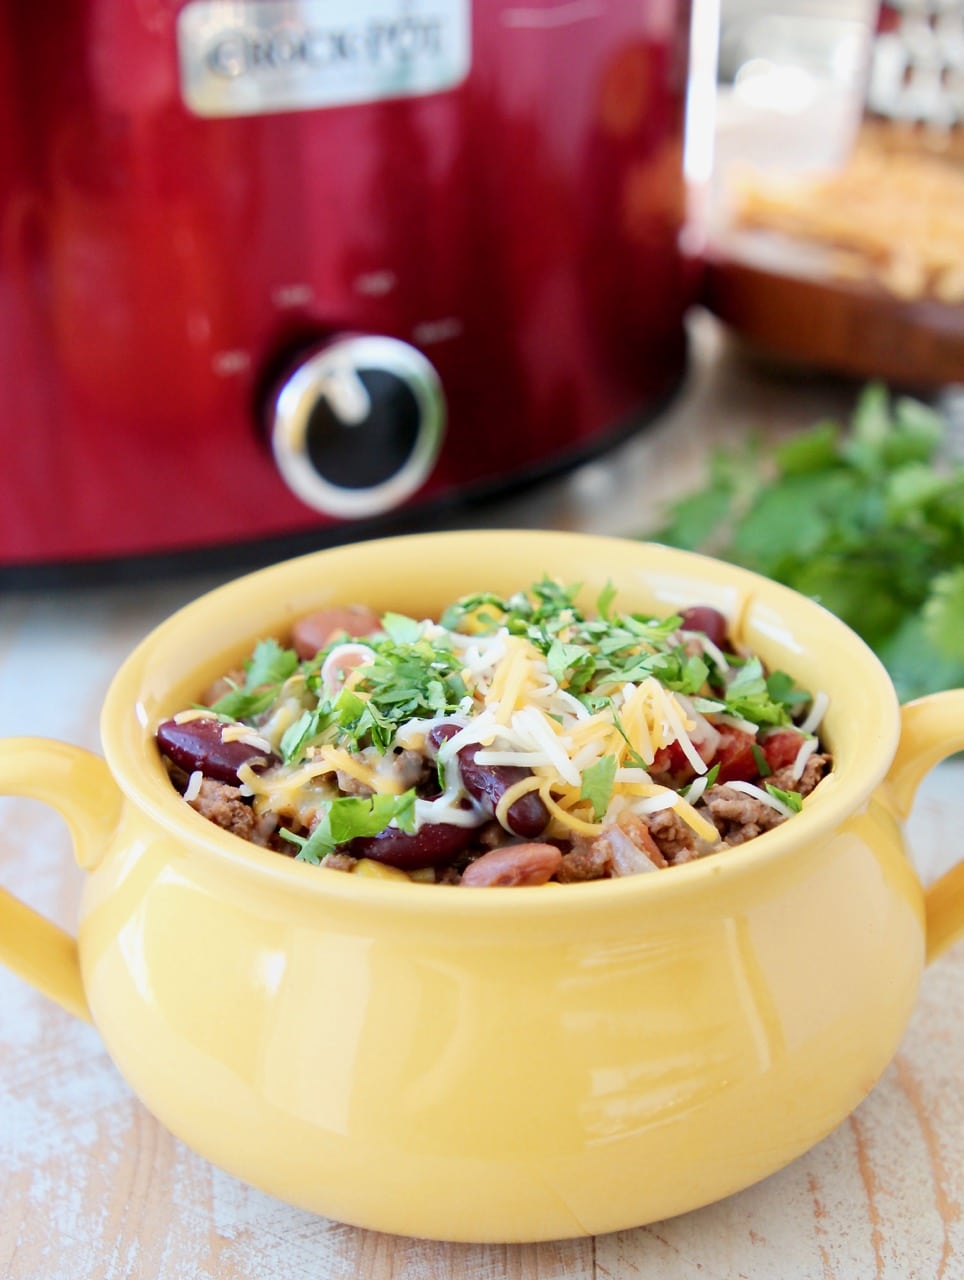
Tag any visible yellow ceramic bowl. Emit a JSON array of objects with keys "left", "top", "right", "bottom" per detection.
[{"left": 2, "top": 531, "right": 963, "bottom": 1243}]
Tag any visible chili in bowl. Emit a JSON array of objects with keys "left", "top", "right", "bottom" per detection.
[{"left": 156, "top": 580, "right": 831, "bottom": 886}]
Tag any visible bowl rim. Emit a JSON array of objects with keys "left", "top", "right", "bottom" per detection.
[{"left": 99, "top": 529, "right": 901, "bottom": 915}]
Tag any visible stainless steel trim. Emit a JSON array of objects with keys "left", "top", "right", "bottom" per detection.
[{"left": 270, "top": 334, "right": 446, "bottom": 520}]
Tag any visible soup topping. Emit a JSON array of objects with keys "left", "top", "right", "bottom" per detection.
[{"left": 156, "top": 580, "right": 831, "bottom": 885}]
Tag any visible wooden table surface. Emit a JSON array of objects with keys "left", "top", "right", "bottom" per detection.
[{"left": 2, "top": 315, "right": 962, "bottom": 1280}]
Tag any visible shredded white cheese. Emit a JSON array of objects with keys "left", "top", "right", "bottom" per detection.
[
  {"left": 799, "top": 691, "right": 829, "bottom": 737},
  {"left": 723, "top": 779, "right": 798, "bottom": 819},
  {"left": 791, "top": 736, "right": 819, "bottom": 781},
  {"left": 183, "top": 770, "right": 203, "bottom": 803},
  {"left": 221, "top": 724, "right": 273, "bottom": 752},
  {"left": 173, "top": 709, "right": 217, "bottom": 724}
]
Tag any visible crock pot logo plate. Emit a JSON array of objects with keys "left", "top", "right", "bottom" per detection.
[{"left": 177, "top": 0, "right": 471, "bottom": 117}]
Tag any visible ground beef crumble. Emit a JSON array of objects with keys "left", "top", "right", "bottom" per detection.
[
  {"left": 702, "top": 786, "right": 787, "bottom": 846},
  {"left": 769, "top": 753, "right": 831, "bottom": 797},
  {"left": 644, "top": 807, "right": 703, "bottom": 863},
  {"left": 189, "top": 778, "right": 262, "bottom": 843}
]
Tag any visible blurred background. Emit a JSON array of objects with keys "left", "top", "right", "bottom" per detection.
[{"left": 1, "top": 0, "right": 962, "bottom": 694}]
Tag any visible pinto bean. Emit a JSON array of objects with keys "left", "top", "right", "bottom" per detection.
[
  {"left": 460, "top": 843, "right": 563, "bottom": 887},
  {"left": 350, "top": 820, "right": 476, "bottom": 870},
  {"left": 156, "top": 717, "right": 279, "bottom": 786},
  {"left": 679, "top": 606, "right": 729, "bottom": 650},
  {"left": 291, "top": 605, "right": 382, "bottom": 661},
  {"left": 427, "top": 724, "right": 550, "bottom": 838}
]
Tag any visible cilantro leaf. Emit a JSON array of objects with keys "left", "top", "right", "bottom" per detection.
[
  {"left": 774, "top": 420, "right": 840, "bottom": 475},
  {"left": 209, "top": 638, "right": 299, "bottom": 721},
  {"left": 246, "top": 639, "right": 298, "bottom": 691},
  {"left": 751, "top": 744, "right": 771, "bottom": 777},
  {"left": 766, "top": 671, "right": 812, "bottom": 713},
  {"left": 380, "top": 613, "right": 423, "bottom": 644},
  {"left": 283, "top": 790, "right": 418, "bottom": 864},
  {"left": 724, "top": 658, "right": 790, "bottom": 726},
  {"left": 279, "top": 706, "right": 337, "bottom": 764},
  {"left": 209, "top": 684, "right": 278, "bottom": 720},
  {"left": 765, "top": 784, "right": 803, "bottom": 813},
  {"left": 546, "top": 639, "right": 596, "bottom": 690},
  {"left": 608, "top": 703, "right": 648, "bottom": 769},
  {"left": 580, "top": 755, "right": 617, "bottom": 821},
  {"left": 596, "top": 582, "right": 618, "bottom": 620}
]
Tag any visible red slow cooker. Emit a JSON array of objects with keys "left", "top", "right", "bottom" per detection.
[{"left": 0, "top": 0, "right": 697, "bottom": 575}]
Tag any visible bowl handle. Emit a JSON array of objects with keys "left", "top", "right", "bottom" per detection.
[
  {"left": 887, "top": 692, "right": 964, "bottom": 965},
  {"left": 0, "top": 739, "right": 123, "bottom": 1022}
]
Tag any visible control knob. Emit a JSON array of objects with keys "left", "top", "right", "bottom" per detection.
[{"left": 269, "top": 335, "right": 446, "bottom": 519}]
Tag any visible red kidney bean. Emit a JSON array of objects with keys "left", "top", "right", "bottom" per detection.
[
  {"left": 427, "top": 723, "right": 460, "bottom": 752},
  {"left": 458, "top": 744, "right": 549, "bottom": 838},
  {"left": 156, "top": 718, "right": 279, "bottom": 786},
  {"left": 350, "top": 820, "right": 476, "bottom": 870},
  {"left": 291, "top": 605, "right": 381, "bottom": 660},
  {"left": 427, "top": 724, "right": 549, "bottom": 839},
  {"left": 679, "top": 606, "right": 729, "bottom": 650},
  {"left": 461, "top": 843, "right": 563, "bottom": 887}
]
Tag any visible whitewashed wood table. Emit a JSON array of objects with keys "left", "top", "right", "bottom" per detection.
[{"left": 2, "top": 316, "right": 962, "bottom": 1280}]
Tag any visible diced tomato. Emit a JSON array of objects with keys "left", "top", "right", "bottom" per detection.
[
  {"left": 651, "top": 740, "right": 696, "bottom": 784},
  {"left": 653, "top": 723, "right": 760, "bottom": 785},
  {"left": 710, "top": 724, "right": 760, "bottom": 783},
  {"left": 760, "top": 729, "right": 805, "bottom": 774}
]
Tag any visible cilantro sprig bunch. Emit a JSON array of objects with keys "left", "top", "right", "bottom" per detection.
[{"left": 656, "top": 384, "right": 964, "bottom": 701}]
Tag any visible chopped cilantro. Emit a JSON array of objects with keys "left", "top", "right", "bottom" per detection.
[
  {"left": 751, "top": 743, "right": 771, "bottom": 777},
  {"left": 246, "top": 638, "right": 299, "bottom": 690},
  {"left": 281, "top": 790, "right": 417, "bottom": 864},
  {"left": 723, "top": 658, "right": 790, "bottom": 726},
  {"left": 210, "top": 638, "right": 299, "bottom": 720},
  {"left": 580, "top": 754, "right": 617, "bottom": 820},
  {"left": 596, "top": 581, "right": 618, "bottom": 620},
  {"left": 766, "top": 671, "right": 812, "bottom": 714},
  {"left": 546, "top": 638, "right": 596, "bottom": 688},
  {"left": 208, "top": 685, "right": 278, "bottom": 720},
  {"left": 380, "top": 612, "right": 424, "bottom": 644},
  {"left": 279, "top": 706, "right": 337, "bottom": 765},
  {"left": 329, "top": 637, "right": 467, "bottom": 751},
  {"left": 765, "top": 783, "right": 803, "bottom": 813},
  {"left": 607, "top": 704, "right": 649, "bottom": 769}
]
